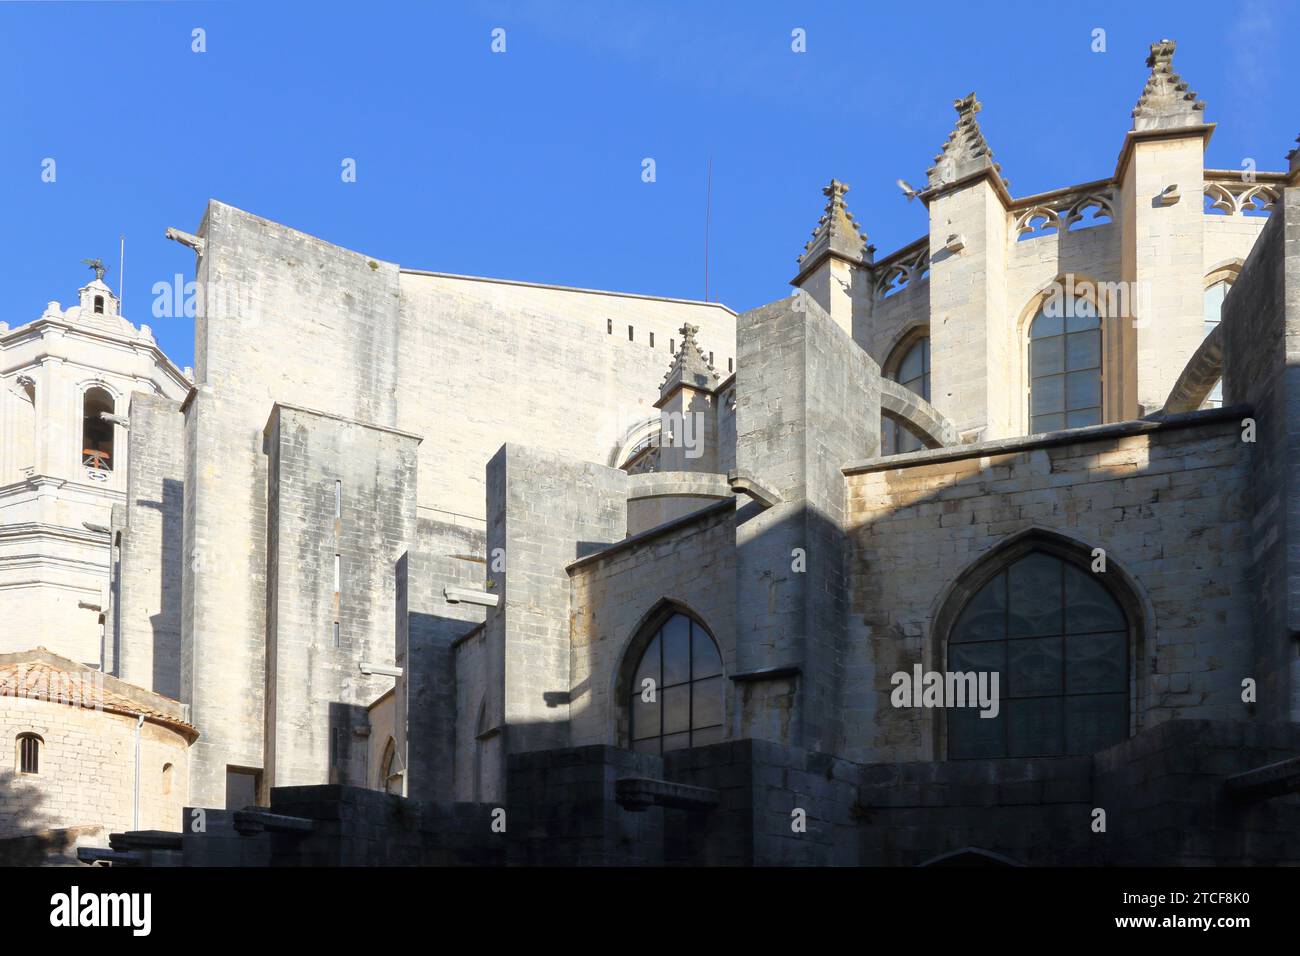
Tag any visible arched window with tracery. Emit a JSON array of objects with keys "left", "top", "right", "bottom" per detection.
[
  {"left": 945, "top": 549, "right": 1129, "bottom": 759},
  {"left": 1028, "top": 294, "right": 1101, "bottom": 434},
  {"left": 628, "top": 610, "right": 724, "bottom": 754},
  {"left": 882, "top": 334, "right": 931, "bottom": 455}
]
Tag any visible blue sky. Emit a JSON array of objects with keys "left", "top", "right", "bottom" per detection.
[{"left": 1, "top": 0, "right": 1295, "bottom": 370}]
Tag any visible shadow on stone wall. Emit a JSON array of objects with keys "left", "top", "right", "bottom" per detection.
[{"left": 0, "top": 768, "right": 82, "bottom": 865}]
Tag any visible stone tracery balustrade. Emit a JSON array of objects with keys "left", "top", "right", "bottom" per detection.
[
  {"left": 874, "top": 238, "right": 930, "bottom": 299},
  {"left": 1203, "top": 170, "right": 1284, "bottom": 216},
  {"left": 1011, "top": 180, "right": 1115, "bottom": 239},
  {"left": 868, "top": 165, "right": 1288, "bottom": 300}
]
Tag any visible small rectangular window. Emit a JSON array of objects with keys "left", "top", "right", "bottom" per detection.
[
  {"left": 334, "top": 480, "right": 341, "bottom": 518},
  {"left": 728, "top": 358, "right": 733, "bottom": 373},
  {"left": 670, "top": 338, "right": 675, "bottom": 354},
  {"left": 650, "top": 331, "right": 655, "bottom": 348},
  {"left": 709, "top": 351, "right": 714, "bottom": 366},
  {"left": 334, "top": 554, "right": 341, "bottom": 595},
  {"left": 607, "top": 319, "right": 612, "bottom": 334},
  {"left": 333, "top": 621, "right": 340, "bottom": 647},
  {"left": 628, "top": 325, "right": 634, "bottom": 342}
]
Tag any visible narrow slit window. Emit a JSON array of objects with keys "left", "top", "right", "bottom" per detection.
[
  {"left": 607, "top": 319, "right": 612, "bottom": 334},
  {"left": 728, "top": 358, "right": 733, "bottom": 373},
  {"left": 628, "top": 325, "right": 634, "bottom": 341},
  {"left": 650, "top": 331, "right": 655, "bottom": 348},
  {"left": 334, "top": 554, "right": 341, "bottom": 595},
  {"left": 334, "top": 480, "right": 342, "bottom": 518},
  {"left": 333, "top": 622, "right": 340, "bottom": 647}
]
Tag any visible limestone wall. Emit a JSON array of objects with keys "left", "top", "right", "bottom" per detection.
[
  {"left": 397, "top": 271, "right": 736, "bottom": 513},
  {"left": 263, "top": 404, "right": 419, "bottom": 792},
  {"left": 115, "top": 393, "right": 184, "bottom": 698},
  {"left": 844, "top": 415, "right": 1255, "bottom": 763},
  {"left": 452, "top": 624, "right": 492, "bottom": 802},
  {"left": 397, "top": 517, "right": 486, "bottom": 802},
  {"left": 0, "top": 698, "right": 189, "bottom": 841},
  {"left": 567, "top": 502, "right": 736, "bottom": 748},
  {"left": 733, "top": 295, "right": 880, "bottom": 751},
  {"left": 1219, "top": 190, "right": 1300, "bottom": 721},
  {"left": 182, "top": 200, "right": 733, "bottom": 805},
  {"left": 484, "top": 444, "right": 627, "bottom": 756}
]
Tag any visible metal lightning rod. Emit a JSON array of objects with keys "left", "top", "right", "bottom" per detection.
[{"left": 704, "top": 156, "right": 712, "bottom": 302}]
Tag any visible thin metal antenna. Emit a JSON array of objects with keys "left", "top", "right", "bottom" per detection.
[
  {"left": 118, "top": 234, "right": 125, "bottom": 311},
  {"left": 704, "top": 156, "right": 712, "bottom": 302}
]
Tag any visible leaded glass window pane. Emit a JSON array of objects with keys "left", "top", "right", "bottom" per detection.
[
  {"left": 691, "top": 621, "right": 723, "bottom": 678},
  {"left": 662, "top": 684, "right": 690, "bottom": 735},
  {"left": 1008, "top": 636, "right": 1062, "bottom": 697},
  {"left": 1007, "top": 698, "right": 1063, "bottom": 757},
  {"left": 947, "top": 551, "right": 1128, "bottom": 758},
  {"left": 950, "top": 573, "right": 1007, "bottom": 643},
  {"left": 692, "top": 676, "right": 724, "bottom": 728},
  {"left": 1030, "top": 296, "right": 1102, "bottom": 434},
  {"left": 1007, "top": 552, "right": 1062, "bottom": 637},
  {"left": 949, "top": 706, "right": 1004, "bottom": 759},
  {"left": 627, "top": 612, "right": 724, "bottom": 752},
  {"left": 661, "top": 615, "right": 691, "bottom": 686}
]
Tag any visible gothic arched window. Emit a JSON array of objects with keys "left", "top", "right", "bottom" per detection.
[
  {"left": 1202, "top": 279, "right": 1233, "bottom": 409},
  {"left": 882, "top": 335, "right": 931, "bottom": 455},
  {"left": 1029, "top": 295, "right": 1101, "bottom": 433},
  {"left": 628, "top": 611, "right": 723, "bottom": 754},
  {"left": 946, "top": 550, "right": 1128, "bottom": 759}
]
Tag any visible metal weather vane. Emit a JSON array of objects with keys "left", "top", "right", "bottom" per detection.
[{"left": 81, "top": 257, "right": 108, "bottom": 281}]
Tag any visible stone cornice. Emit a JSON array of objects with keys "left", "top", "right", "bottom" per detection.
[
  {"left": 1, "top": 317, "right": 190, "bottom": 394},
  {"left": 400, "top": 268, "right": 737, "bottom": 316},
  {"left": 264, "top": 402, "right": 424, "bottom": 444},
  {"left": 843, "top": 404, "right": 1248, "bottom": 476},
  {"left": 917, "top": 166, "right": 1014, "bottom": 209},
  {"left": 566, "top": 498, "right": 735, "bottom": 574},
  {"left": 1112, "top": 124, "right": 1216, "bottom": 182}
]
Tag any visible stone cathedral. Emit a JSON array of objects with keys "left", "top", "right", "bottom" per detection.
[{"left": 3, "top": 40, "right": 1300, "bottom": 866}]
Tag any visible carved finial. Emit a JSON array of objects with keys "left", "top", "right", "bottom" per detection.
[
  {"left": 1288, "top": 134, "right": 1300, "bottom": 177},
  {"left": 925, "top": 91, "right": 1008, "bottom": 191},
  {"left": 1132, "top": 39, "right": 1205, "bottom": 131},
  {"left": 81, "top": 257, "right": 107, "bottom": 282},
  {"left": 1147, "top": 38, "right": 1176, "bottom": 70},
  {"left": 659, "top": 322, "right": 719, "bottom": 401},
  {"left": 954, "top": 92, "right": 981, "bottom": 119},
  {"left": 797, "top": 178, "right": 868, "bottom": 267}
]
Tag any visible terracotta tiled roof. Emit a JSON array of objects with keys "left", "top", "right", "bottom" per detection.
[{"left": 0, "top": 648, "right": 197, "bottom": 740}]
